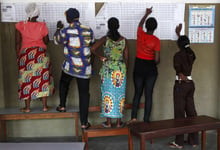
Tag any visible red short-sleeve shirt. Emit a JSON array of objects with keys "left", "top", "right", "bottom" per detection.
[
  {"left": 16, "top": 21, "right": 48, "bottom": 51},
  {"left": 136, "top": 27, "right": 160, "bottom": 60}
]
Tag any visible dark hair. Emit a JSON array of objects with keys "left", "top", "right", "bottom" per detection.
[
  {"left": 177, "top": 35, "right": 196, "bottom": 61},
  {"left": 107, "top": 17, "right": 120, "bottom": 41},
  {"left": 66, "top": 8, "right": 80, "bottom": 23},
  {"left": 145, "top": 17, "right": 157, "bottom": 31}
]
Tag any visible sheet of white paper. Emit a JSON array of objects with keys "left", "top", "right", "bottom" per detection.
[
  {"left": 1, "top": 3, "right": 16, "bottom": 22},
  {"left": 1, "top": 2, "right": 96, "bottom": 40},
  {"left": 95, "top": 2, "right": 185, "bottom": 40},
  {"left": 1, "top": 2, "right": 185, "bottom": 40}
]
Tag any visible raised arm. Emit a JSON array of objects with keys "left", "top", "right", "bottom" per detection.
[
  {"left": 174, "top": 23, "right": 190, "bottom": 83},
  {"left": 175, "top": 23, "right": 182, "bottom": 37},
  {"left": 138, "top": 7, "right": 152, "bottom": 28}
]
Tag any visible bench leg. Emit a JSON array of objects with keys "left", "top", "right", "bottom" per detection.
[
  {"left": 140, "top": 137, "right": 145, "bottom": 150},
  {"left": 82, "top": 131, "right": 88, "bottom": 150},
  {"left": 151, "top": 139, "right": 154, "bottom": 144},
  {"left": 0, "top": 120, "right": 6, "bottom": 142},
  {"left": 128, "top": 130, "right": 133, "bottom": 150},
  {"left": 201, "top": 130, "right": 206, "bottom": 150},
  {"left": 75, "top": 114, "right": 79, "bottom": 141},
  {"left": 3, "top": 120, "right": 6, "bottom": 141},
  {"left": 218, "top": 129, "right": 220, "bottom": 150},
  {"left": 0, "top": 120, "right": 1, "bottom": 142}
]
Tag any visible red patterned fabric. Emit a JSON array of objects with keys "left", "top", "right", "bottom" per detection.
[{"left": 18, "top": 47, "right": 54, "bottom": 100}]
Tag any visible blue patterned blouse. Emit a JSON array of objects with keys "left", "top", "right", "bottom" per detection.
[{"left": 54, "top": 21, "right": 95, "bottom": 79}]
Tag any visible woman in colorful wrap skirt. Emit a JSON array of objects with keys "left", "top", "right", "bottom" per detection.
[
  {"left": 91, "top": 17, "right": 129, "bottom": 128},
  {"left": 15, "top": 3, "right": 54, "bottom": 112}
]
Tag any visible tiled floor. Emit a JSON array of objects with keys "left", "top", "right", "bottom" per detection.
[{"left": 6, "top": 131, "right": 218, "bottom": 150}]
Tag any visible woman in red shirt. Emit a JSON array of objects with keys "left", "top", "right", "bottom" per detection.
[{"left": 127, "top": 7, "right": 160, "bottom": 124}]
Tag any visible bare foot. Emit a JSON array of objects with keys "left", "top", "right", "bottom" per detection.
[
  {"left": 43, "top": 106, "right": 51, "bottom": 112},
  {"left": 116, "top": 122, "right": 125, "bottom": 128},
  {"left": 20, "top": 108, "right": 31, "bottom": 113}
]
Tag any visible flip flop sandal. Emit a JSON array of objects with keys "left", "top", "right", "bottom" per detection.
[
  {"left": 192, "top": 144, "right": 198, "bottom": 148},
  {"left": 102, "top": 122, "right": 111, "bottom": 128},
  {"left": 81, "top": 122, "right": 91, "bottom": 130},
  {"left": 56, "top": 106, "right": 66, "bottom": 112},
  {"left": 169, "top": 141, "right": 183, "bottom": 149},
  {"left": 126, "top": 119, "right": 136, "bottom": 125}
]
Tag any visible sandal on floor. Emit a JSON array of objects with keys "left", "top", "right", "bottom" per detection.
[
  {"left": 56, "top": 106, "right": 66, "bottom": 112},
  {"left": 184, "top": 141, "right": 198, "bottom": 147},
  {"left": 126, "top": 119, "right": 136, "bottom": 125},
  {"left": 20, "top": 108, "right": 31, "bottom": 113},
  {"left": 169, "top": 142, "right": 183, "bottom": 149},
  {"left": 116, "top": 122, "right": 125, "bottom": 128},
  {"left": 192, "top": 144, "right": 198, "bottom": 148},
  {"left": 81, "top": 122, "right": 91, "bottom": 130},
  {"left": 102, "top": 122, "right": 111, "bottom": 128}
]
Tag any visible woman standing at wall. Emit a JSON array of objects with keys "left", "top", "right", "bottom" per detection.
[
  {"left": 169, "top": 24, "right": 198, "bottom": 149},
  {"left": 91, "top": 17, "right": 129, "bottom": 128},
  {"left": 15, "top": 3, "right": 54, "bottom": 112},
  {"left": 127, "top": 7, "right": 160, "bottom": 124}
]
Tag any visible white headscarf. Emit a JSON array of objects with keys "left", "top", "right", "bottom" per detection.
[{"left": 25, "top": 3, "right": 40, "bottom": 20}]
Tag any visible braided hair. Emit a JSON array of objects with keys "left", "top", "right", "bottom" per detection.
[
  {"left": 177, "top": 35, "right": 196, "bottom": 62},
  {"left": 107, "top": 17, "right": 121, "bottom": 41}
]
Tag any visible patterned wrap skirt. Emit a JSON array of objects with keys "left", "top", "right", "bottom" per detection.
[
  {"left": 18, "top": 47, "right": 54, "bottom": 100},
  {"left": 100, "top": 68, "right": 126, "bottom": 118}
]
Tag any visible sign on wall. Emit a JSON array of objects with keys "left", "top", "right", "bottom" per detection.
[{"left": 188, "top": 5, "right": 215, "bottom": 43}]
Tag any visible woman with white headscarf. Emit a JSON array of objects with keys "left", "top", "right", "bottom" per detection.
[{"left": 15, "top": 3, "right": 54, "bottom": 112}]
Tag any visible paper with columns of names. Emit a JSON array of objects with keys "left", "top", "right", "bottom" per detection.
[
  {"left": 95, "top": 2, "right": 185, "bottom": 40},
  {"left": 1, "top": 2, "right": 96, "bottom": 40},
  {"left": 1, "top": 2, "right": 185, "bottom": 40}
]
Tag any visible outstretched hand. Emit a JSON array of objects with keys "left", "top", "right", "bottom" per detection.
[
  {"left": 57, "top": 21, "right": 64, "bottom": 30},
  {"left": 146, "top": 7, "right": 153, "bottom": 15},
  {"left": 175, "top": 23, "right": 182, "bottom": 37}
]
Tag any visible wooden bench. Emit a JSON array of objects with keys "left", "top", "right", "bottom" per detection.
[
  {"left": 82, "top": 103, "right": 145, "bottom": 150},
  {"left": 128, "top": 115, "right": 220, "bottom": 150},
  {"left": 0, "top": 142, "right": 85, "bottom": 150},
  {"left": 0, "top": 107, "right": 79, "bottom": 141}
]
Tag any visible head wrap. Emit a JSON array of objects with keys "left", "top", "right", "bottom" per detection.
[
  {"left": 25, "top": 3, "right": 40, "bottom": 20},
  {"left": 65, "top": 8, "right": 80, "bottom": 21}
]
